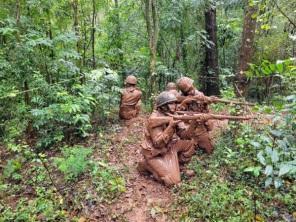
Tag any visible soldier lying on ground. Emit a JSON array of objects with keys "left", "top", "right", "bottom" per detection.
[
  {"left": 119, "top": 75, "right": 142, "bottom": 120},
  {"left": 138, "top": 91, "right": 195, "bottom": 186},
  {"left": 176, "top": 77, "right": 216, "bottom": 154}
]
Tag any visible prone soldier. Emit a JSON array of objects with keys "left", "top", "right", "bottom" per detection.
[
  {"left": 138, "top": 92, "right": 195, "bottom": 186},
  {"left": 119, "top": 75, "right": 142, "bottom": 120}
]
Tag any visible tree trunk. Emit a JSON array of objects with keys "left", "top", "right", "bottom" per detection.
[
  {"left": 46, "top": 8, "right": 53, "bottom": 84},
  {"left": 91, "top": 0, "right": 96, "bottom": 69},
  {"left": 234, "top": 4, "right": 257, "bottom": 97},
  {"left": 114, "top": 0, "right": 123, "bottom": 71},
  {"left": 180, "top": 21, "right": 188, "bottom": 73},
  {"left": 143, "top": 0, "right": 159, "bottom": 100},
  {"left": 72, "top": 0, "right": 80, "bottom": 53},
  {"left": 201, "top": 5, "right": 220, "bottom": 96}
]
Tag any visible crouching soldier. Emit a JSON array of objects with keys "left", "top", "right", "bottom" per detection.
[
  {"left": 119, "top": 75, "right": 142, "bottom": 120},
  {"left": 176, "top": 77, "right": 215, "bottom": 154},
  {"left": 138, "top": 92, "right": 195, "bottom": 186}
]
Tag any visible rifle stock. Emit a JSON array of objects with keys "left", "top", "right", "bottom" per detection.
[{"left": 147, "top": 116, "right": 172, "bottom": 128}]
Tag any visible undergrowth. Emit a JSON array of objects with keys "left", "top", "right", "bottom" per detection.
[{"left": 171, "top": 120, "right": 296, "bottom": 222}]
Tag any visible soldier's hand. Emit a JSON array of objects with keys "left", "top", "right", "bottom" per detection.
[
  {"left": 209, "top": 96, "right": 218, "bottom": 101},
  {"left": 193, "top": 95, "right": 204, "bottom": 101},
  {"left": 169, "top": 118, "right": 181, "bottom": 127}
]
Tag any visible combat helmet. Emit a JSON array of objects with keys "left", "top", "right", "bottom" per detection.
[
  {"left": 125, "top": 75, "right": 137, "bottom": 85},
  {"left": 176, "top": 77, "right": 194, "bottom": 92},
  {"left": 166, "top": 82, "right": 177, "bottom": 91},
  {"left": 156, "top": 91, "right": 177, "bottom": 108}
]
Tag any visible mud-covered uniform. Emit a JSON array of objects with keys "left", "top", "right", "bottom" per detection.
[
  {"left": 119, "top": 86, "right": 142, "bottom": 120},
  {"left": 140, "top": 110, "right": 195, "bottom": 186},
  {"left": 179, "top": 89, "right": 214, "bottom": 154}
]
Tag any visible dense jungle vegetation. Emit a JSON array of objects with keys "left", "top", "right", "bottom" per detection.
[{"left": 0, "top": 0, "right": 295, "bottom": 221}]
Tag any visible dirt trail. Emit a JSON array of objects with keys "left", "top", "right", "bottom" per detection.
[{"left": 100, "top": 116, "right": 174, "bottom": 222}]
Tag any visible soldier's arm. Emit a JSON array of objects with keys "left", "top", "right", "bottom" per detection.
[
  {"left": 176, "top": 120, "right": 197, "bottom": 139},
  {"left": 149, "top": 120, "right": 177, "bottom": 148}
]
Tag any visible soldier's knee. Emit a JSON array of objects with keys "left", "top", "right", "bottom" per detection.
[{"left": 161, "top": 174, "right": 181, "bottom": 186}]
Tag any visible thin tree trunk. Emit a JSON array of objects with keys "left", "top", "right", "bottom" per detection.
[
  {"left": 201, "top": 5, "right": 220, "bottom": 96},
  {"left": 180, "top": 21, "right": 188, "bottom": 73},
  {"left": 114, "top": 0, "right": 123, "bottom": 71},
  {"left": 16, "top": 0, "right": 31, "bottom": 105},
  {"left": 234, "top": 4, "right": 257, "bottom": 97},
  {"left": 143, "top": 0, "right": 159, "bottom": 100},
  {"left": 91, "top": 0, "right": 96, "bottom": 69},
  {"left": 46, "top": 9, "right": 53, "bottom": 84},
  {"left": 72, "top": 0, "right": 80, "bottom": 53}
]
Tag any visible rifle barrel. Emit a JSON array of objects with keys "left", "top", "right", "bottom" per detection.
[
  {"left": 213, "top": 98, "right": 255, "bottom": 106},
  {"left": 171, "top": 112, "right": 255, "bottom": 121}
]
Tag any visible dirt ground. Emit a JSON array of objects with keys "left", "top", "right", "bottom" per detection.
[{"left": 91, "top": 116, "right": 173, "bottom": 222}]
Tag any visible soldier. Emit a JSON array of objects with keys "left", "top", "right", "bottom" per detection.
[
  {"left": 138, "top": 92, "right": 195, "bottom": 186},
  {"left": 166, "top": 82, "right": 180, "bottom": 97},
  {"left": 176, "top": 77, "right": 214, "bottom": 154},
  {"left": 119, "top": 75, "right": 142, "bottom": 120}
]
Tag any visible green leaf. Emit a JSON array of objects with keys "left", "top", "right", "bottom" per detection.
[
  {"left": 277, "top": 140, "right": 287, "bottom": 150},
  {"left": 276, "top": 63, "right": 284, "bottom": 73},
  {"left": 271, "top": 150, "right": 279, "bottom": 163},
  {"left": 257, "top": 151, "right": 266, "bottom": 165},
  {"left": 244, "top": 166, "right": 261, "bottom": 177},
  {"left": 250, "top": 141, "right": 261, "bottom": 148},
  {"left": 265, "top": 177, "right": 272, "bottom": 188},
  {"left": 274, "top": 177, "right": 283, "bottom": 188},
  {"left": 279, "top": 164, "right": 295, "bottom": 176},
  {"left": 270, "top": 130, "right": 282, "bottom": 138},
  {"left": 264, "top": 165, "right": 273, "bottom": 176}
]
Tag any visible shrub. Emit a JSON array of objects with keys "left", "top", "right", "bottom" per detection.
[{"left": 54, "top": 146, "right": 93, "bottom": 181}]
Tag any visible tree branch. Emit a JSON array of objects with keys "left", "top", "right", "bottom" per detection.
[{"left": 272, "top": 0, "right": 296, "bottom": 29}]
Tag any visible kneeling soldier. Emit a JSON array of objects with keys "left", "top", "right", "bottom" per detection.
[
  {"left": 176, "top": 77, "right": 214, "bottom": 153},
  {"left": 138, "top": 92, "right": 195, "bottom": 186}
]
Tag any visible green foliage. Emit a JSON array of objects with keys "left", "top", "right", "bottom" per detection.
[
  {"left": 246, "top": 58, "right": 296, "bottom": 102},
  {"left": 177, "top": 182, "right": 253, "bottom": 221},
  {"left": 91, "top": 162, "right": 126, "bottom": 202},
  {"left": 0, "top": 187, "right": 67, "bottom": 222},
  {"left": 2, "top": 158, "right": 23, "bottom": 181},
  {"left": 248, "top": 97, "right": 296, "bottom": 188},
  {"left": 173, "top": 117, "right": 295, "bottom": 221},
  {"left": 84, "top": 67, "right": 121, "bottom": 119},
  {"left": 54, "top": 146, "right": 93, "bottom": 181}
]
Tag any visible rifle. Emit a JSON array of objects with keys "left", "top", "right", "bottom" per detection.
[
  {"left": 178, "top": 95, "right": 255, "bottom": 107},
  {"left": 148, "top": 112, "right": 255, "bottom": 128}
]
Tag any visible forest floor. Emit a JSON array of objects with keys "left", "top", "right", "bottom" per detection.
[{"left": 1, "top": 112, "right": 295, "bottom": 222}]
